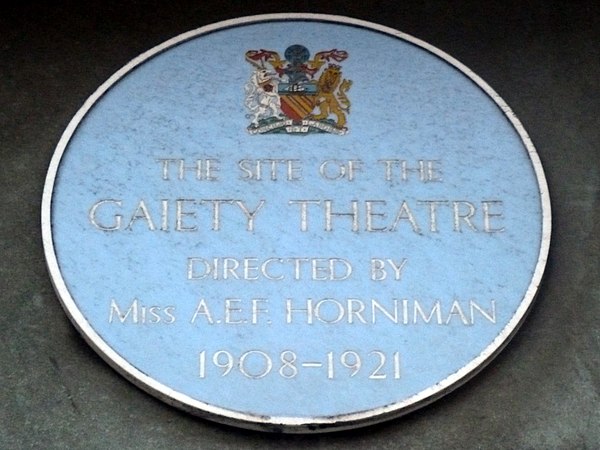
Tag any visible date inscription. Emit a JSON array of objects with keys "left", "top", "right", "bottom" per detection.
[{"left": 199, "top": 349, "right": 401, "bottom": 380}]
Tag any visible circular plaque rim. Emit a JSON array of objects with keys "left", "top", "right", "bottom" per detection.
[{"left": 41, "top": 13, "right": 552, "bottom": 433}]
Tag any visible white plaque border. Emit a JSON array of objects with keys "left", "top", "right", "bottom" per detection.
[{"left": 42, "top": 13, "right": 552, "bottom": 433}]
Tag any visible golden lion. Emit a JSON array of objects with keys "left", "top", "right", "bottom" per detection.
[{"left": 310, "top": 65, "right": 352, "bottom": 128}]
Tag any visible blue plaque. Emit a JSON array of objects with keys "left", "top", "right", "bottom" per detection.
[{"left": 42, "top": 14, "right": 551, "bottom": 432}]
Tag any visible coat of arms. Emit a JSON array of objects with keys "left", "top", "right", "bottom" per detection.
[{"left": 244, "top": 45, "right": 352, "bottom": 135}]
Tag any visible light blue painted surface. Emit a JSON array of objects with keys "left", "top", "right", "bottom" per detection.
[{"left": 51, "top": 21, "right": 543, "bottom": 419}]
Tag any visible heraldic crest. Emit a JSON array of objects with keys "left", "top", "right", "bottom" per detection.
[{"left": 245, "top": 45, "right": 352, "bottom": 135}]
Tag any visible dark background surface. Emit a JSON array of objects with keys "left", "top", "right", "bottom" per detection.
[{"left": 1, "top": 1, "right": 598, "bottom": 448}]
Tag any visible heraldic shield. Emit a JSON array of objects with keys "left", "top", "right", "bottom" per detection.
[{"left": 245, "top": 45, "right": 352, "bottom": 135}]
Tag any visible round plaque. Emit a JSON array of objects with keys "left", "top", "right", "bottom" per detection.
[{"left": 42, "top": 14, "right": 551, "bottom": 432}]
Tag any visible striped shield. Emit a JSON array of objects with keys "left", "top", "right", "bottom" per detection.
[{"left": 278, "top": 82, "right": 318, "bottom": 121}]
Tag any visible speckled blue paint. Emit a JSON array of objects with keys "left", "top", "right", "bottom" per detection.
[{"left": 50, "top": 20, "right": 544, "bottom": 419}]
